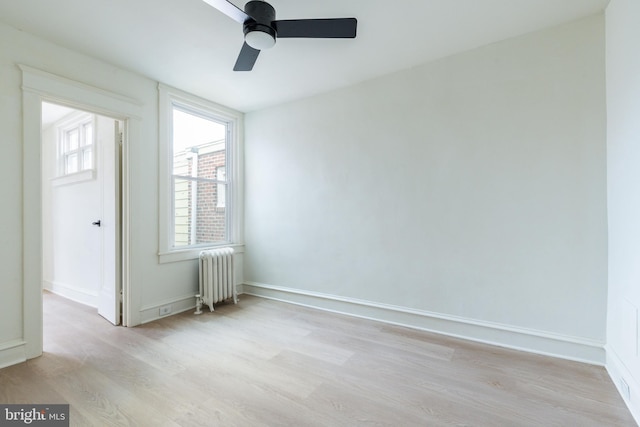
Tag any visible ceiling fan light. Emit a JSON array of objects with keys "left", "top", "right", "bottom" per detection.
[{"left": 245, "top": 30, "right": 276, "bottom": 50}]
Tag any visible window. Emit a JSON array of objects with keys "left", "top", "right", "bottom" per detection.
[
  {"left": 58, "top": 115, "right": 94, "bottom": 176},
  {"left": 172, "top": 107, "right": 228, "bottom": 247},
  {"left": 159, "top": 85, "right": 243, "bottom": 263}
]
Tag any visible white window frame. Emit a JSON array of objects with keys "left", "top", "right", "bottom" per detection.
[
  {"left": 216, "top": 166, "right": 226, "bottom": 209},
  {"left": 158, "top": 84, "right": 244, "bottom": 263},
  {"left": 52, "top": 111, "right": 96, "bottom": 186}
]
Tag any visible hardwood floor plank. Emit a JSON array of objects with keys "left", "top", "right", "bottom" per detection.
[{"left": 0, "top": 291, "right": 635, "bottom": 426}]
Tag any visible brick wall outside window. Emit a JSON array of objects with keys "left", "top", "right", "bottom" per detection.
[
  {"left": 173, "top": 146, "right": 226, "bottom": 247},
  {"left": 196, "top": 149, "right": 226, "bottom": 243}
]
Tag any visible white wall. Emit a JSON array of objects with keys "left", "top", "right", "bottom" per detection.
[
  {"left": 244, "top": 15, "right": 607, "bottom": 362},
  {"left": 0, "top": 26, "right": 25, "bottom": 365},
  {"left": 0, "top": 21, "right": 243, "bottom": 368},
  {"left": 605, "top": 0, "right": 640, "bottom": 422},
  {"left": 0, "top": 10, "right": 610, "bottom": 371}
]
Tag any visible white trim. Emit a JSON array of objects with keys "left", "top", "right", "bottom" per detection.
[
  {"left": 121, "top": 120, "right": 136, "bottom": 326},
  {"left": 51, "top": 169, "right": 96, "bottom": 186},
  {"left": 158, "top": 243, "right": 245, "bottom": 264},
  {"left": 241, "top": 281, "right": 606, "bottom": 365},
  {"left": 606, "top": 345, "right": 640, "bottom": 425},
  {"left": 158, "top": 83, "right": 244, "bottom": 263},
  {"left": 20, "top": 65, "right": 144, "bottom": 111},
  {"left": 139, "top": 294, "right": 200, "bottom": 324},
  {"left": 43, "top": 280, "right": 99, "bottom": 308},
  {"left": 21, "top": 65, "right": 143, "bottom": 358},
  {"left": 22, "top": 79, "right": 44, "bottom": 360},
  {"left": 0, "top": 340, "right": 27, "bottom": 369}
]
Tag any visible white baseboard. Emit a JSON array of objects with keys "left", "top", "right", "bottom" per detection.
[
  {"left": 606, "top": 346, "right": 640, "bottom": 425},
  {"left": 139, "top": 294, "right": 198, "bottom": 324},
  {"left": 44, "top": 280, "right": 98, "bottom": 308},
  {"left": 0, "top": 340, "right": 26, "bottom": 369},
  {"left": 241, "top": 282, "right": 605, "bottom": 365}
]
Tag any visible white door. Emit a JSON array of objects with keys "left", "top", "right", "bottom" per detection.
[{"left": 97, "top": 116, "right": 121, "bottom": 325}]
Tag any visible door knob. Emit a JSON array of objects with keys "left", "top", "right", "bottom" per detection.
[{"left": 92, "top": 220, "right": 101, "bottom": 227}]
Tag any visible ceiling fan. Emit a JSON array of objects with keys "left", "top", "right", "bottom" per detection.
[{"left": 201, "top": 0, "right": 358, "bottom": 71}]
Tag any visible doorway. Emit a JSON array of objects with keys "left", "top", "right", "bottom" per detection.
[
  {"left": 41, "top": 102, "right": 123, "bottom": 326},
  {"left": 21, "top": 65, "right": 141, "bottom": 360}
]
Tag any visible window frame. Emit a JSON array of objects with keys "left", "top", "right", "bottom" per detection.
[
  {"left": 216, "top": 166, "right": 226, "bottom": 209},
  {"left": 52, "top": 111, "right": 97, "bottom": 186},
  {"left": 158, "top": 84, "right": 244, "bottom": 263},
  {"left": 63, "top": 121, "right": 93, "bottom": 173}
]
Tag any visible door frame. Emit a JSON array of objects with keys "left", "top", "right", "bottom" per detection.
[{"left": 21, "top": 65, "right": 142, "bottom": 359}]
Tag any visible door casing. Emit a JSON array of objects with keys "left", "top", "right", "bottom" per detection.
[{"left": 21, "top": 65, "right": 142, "bottom": 360}]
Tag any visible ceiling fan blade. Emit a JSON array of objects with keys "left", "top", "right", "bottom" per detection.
[
  {"left": 233, "top": 42, "right": 261, "bottom": 71},
  {"left": 274, "top": 18, "right": 357, "bottom": 38},
  {"left": 201, "top": 0, "right": 250, "bottom": 24}
]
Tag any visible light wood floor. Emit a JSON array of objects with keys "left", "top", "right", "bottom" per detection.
[{"left": 0, "top": 292, "right": 635, "bottom": 426}]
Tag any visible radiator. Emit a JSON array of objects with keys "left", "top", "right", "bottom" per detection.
[{"left": 195, "top": 247, "right": 237, "bottom": 314}]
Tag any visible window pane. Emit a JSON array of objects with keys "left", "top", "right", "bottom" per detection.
[
  {"left": 173, "top": 178, "right": 193, "bottom": 247},
  {"left": 65, "top": 153, "right": 78, "bottom": 174},
  {"left": 83, "top": 123, "right": 93, "bottom": 146},
  {"left": 196, "top": 180, "right": 226, "bottom": 244},
  {"left": 82, "top": 148, "right": 92, "bottom": 170},
  {"left": 173, "top": 151, "right": 194, "bottom": 178},
  {"left": 197, "top": 148, "right": 226, "bottom": 180},
  {"left": 67, "top": 129, "right": 79, "bottom": 151},
  {"left": 173, "top": 177, "right": 227, "bottom": 247},
  {"left": 172, "top": 107, "right": 226, "bottom": 178},
  {"left": 216, "top": 166, "right": 226, "bottom": 181}
]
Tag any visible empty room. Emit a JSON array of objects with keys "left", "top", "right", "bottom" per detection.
[{"left": 0, "top": 0, "right": 638, "bottom": 425}]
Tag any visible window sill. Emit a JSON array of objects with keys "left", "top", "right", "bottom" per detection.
[
  {"left": 52, "top": 169, "right": 96, "bottom": 186},
  {"left": 158, "top": 243, "right": 245, "bottom": 264}
]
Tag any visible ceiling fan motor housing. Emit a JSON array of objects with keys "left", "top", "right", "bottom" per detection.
[{"left": 243, "top": 1, "right": 277, "bottom": 43}]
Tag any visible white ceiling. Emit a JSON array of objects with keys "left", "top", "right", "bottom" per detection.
[
  {"left": 0, "top": 0, "right": 609, "bottom": 112},
  {"left": 41, "top": 102, "right": 76, "bottom": 127}
]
